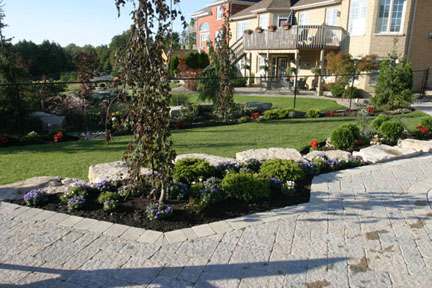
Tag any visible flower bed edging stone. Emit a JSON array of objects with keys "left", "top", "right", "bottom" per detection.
[
  {"left": 0, "top": 200, "right": 304, "bottom": 244},
  {"left": 353, "top": 144, "right": 420, "bottom": 164}
]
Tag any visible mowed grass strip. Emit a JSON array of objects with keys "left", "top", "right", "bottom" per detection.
[
  {"left": 171, "top": 93, "right": 346, "bottom": 111},
  {"left": 0, "top": 111, "right": 426, "bottom": 185}
]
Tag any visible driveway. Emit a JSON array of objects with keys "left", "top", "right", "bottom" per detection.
[{"left": 1, "top": 156, "right": 432, "bottom": 287}]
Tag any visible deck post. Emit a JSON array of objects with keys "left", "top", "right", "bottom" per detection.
[
  {"left": 294, "top": 49, "right": 300, "bottom": 90},
  {"left": 317, "top": 49, "right": 325, "bottom": 96}
]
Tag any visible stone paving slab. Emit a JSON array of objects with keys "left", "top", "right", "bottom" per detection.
[{"left": 1, "top": 155, "right": 432, "bottom": 287}]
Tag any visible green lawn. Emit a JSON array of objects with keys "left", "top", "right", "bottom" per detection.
[
  {"left": 0, "top": 111, "right": 426, "bottom": 185},
  {"left": 171, "top": 93, "right": 345, "bottom": 111}
]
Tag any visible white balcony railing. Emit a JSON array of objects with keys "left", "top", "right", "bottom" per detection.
[{"left": 243, "top": 25, "right": 348, "bottom": 50}]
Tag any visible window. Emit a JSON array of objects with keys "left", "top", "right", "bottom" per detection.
[
  {"left": 259, "top": 14, "right": 269, "bottom": 28},
  {"left": 236, "top": 20, "right": 250, "bottom": 40},
  {"left": 277, "top": 16, "right": 290, "bottom": 27},
  {"left": 348, "top": 0, "right": 368, "bottom": 36},
  {"left": 377, "top": 0, "right": 406, "bottom": 33},
  {"left": 216, "top": 5, "right": 223, "bottom": 20},
  {"left": 199, "top": 23, "right": 209, "bottom": 32},
  {"left": 326, "top": 7, "right": 338, "bottom": 26},
  {"left": 298, "top": 12, "right": 308, "bottom": 25},
  {"left": 200, "top": 32, "right": 210, "bottom": 48}
]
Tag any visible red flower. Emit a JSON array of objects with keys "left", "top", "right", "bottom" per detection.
[
  {"left": 53, "top": 131, "right": 64, "bottom": 143},
  {"left": 310, "top": 139, "right": 319, "bottom": 150},
  {"left": 250, "top": 112, "right": 261, "bottom": 120},
  {"left": 367, "top": 106, "right": 375, "bottom": 114},
  {"left": 417, "top": 125, "right": 429, "bottom": 135}
]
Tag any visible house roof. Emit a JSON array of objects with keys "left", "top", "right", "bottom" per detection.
[
  {"left": 231, "top": 0, "right": 292, "bottom": 20},
  {"left": 192, "top": 0, "right": 261, "bottom": 18},
  {"left": 291, "top": 0, "right": 341, "bottom": 10}
]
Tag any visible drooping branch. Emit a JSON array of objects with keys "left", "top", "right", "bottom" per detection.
[{"left": 116, "top": 0, "right": 183, "bottom": 205}]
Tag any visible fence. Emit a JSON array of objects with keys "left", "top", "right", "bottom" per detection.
[{"left": 0, "top": 67, "right": 430, "bottom": 133}]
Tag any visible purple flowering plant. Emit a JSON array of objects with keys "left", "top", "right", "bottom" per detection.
[
  {"left": 145, "top": 203, "right": 174, "bottom": 221},
  {"left": 60, "top": 185, "right": 88, "bottom": 210},
  {"left": 67, "top": 195, "right": 86, "bottom": 211},
  {"left": 23, "top": 189, "right": 46, "bottom": 207}
]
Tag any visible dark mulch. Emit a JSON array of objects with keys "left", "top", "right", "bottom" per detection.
[{"left": 11, "top": 177, "right": 311, "bottom": 232}]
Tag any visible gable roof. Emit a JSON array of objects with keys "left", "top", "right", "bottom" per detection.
[
  {"left": 291, "top": 0, "right": 341, "bottom": 10},
  {"left": 192, "top": 0, "right": 261, "bottom": 18},
  {"left": 232, "top": 0, "right": 292, "bottom": 20}
]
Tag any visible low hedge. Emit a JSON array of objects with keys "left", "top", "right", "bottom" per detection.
[{"left": 221, "top": 172, "right": 271, "bottom": 203}]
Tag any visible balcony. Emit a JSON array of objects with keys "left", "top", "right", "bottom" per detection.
[{"left": 243, "top": 25, "right": 348, "bottom": 51}]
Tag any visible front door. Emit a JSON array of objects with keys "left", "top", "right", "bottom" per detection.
[{"left": 278, "top": 57, "right": 290, "bottom": 78}]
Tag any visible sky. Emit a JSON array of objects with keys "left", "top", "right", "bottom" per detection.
[{"left": 4, "top": 0, "right": 214, "bottom": 47}]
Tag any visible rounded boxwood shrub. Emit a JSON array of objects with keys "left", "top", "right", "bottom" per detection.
[
  {"left": 371, "top": 114, "right": 391, "bottom": 130},
  {"left": 221, "top": 172, "right": 271, "bottom": 203},
  {"left": 331, "top": 124, "right": 361, "bottom": 150},
  {"left": 379, "top": 120, "right": 405, "bottom": 145},
  {"left": 259, "top": 160, "right": 305, "bottom": 182},
  {"left": 174, "top": 158, "right": 215, "bottom": 184},
  {"left": 306, "top": 109, "right": 320, "bottom": 118},
  {"left": 330, "top": 82, "right": 345, "bottom": 98}
]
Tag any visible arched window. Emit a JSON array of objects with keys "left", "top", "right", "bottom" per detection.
[{"left": 200, "top": 23, "right": 209, "bottom": 32}]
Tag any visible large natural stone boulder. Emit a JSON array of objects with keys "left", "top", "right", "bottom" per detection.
[
  {"left": 0, "top": 176, "right": 62, "bottom": 201},
  {"left": 88, "top": 161, "right": 152, "bottom": 183},
  {"left": 175, "top": 154, "right": 239, "bottom": 169},
  {"left": 353, "top": 144, "right": 420, "bottom": 164},
  {"left": 236, "top": 148, "right": 304, "bottom": 163},
  {"left": 305, "top": 150, "right": 353, "bottom": 162},
  {"left": 398, "top": 139, "right": 432, "bottom": 153}
]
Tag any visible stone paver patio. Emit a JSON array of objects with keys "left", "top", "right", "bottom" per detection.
[{"left": 1, "top": 155, "right": 432, "bottom": 287}]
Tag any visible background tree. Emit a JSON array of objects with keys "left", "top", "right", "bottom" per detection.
[
  {"left": 373, "top": 54, "right": 413, "bottom": 110},
  {"left": 326, "top": 52, "right": 377, "bottom": 98},
  {"left": 0, "top": 1, "right": 30, "bottom": 132},
  {"left": 115, "top": 0, "right": 183, "bottom": 205}
]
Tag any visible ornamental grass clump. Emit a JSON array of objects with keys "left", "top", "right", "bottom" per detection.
[{"left": 23, "top": 189, "right": 46, "bottom": 207}]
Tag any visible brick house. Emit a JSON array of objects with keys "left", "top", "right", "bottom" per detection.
[
  {"left": 228, "top": 0, "right": 432, "bottom": 93},
  {"left": 192, "top": 0, "right": 261, "bottom": 52}
]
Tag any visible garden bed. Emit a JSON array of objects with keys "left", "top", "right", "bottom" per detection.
[{"left": 10, "top": 177, "right": 311, "bottom": 232}]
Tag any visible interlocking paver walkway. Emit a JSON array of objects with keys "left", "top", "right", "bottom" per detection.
[{"left": 1, "top": 155, "right": 432, "bottom": 287}]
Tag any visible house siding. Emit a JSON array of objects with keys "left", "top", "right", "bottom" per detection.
[{"left": 195, "top": 3, "right": 251, "bottom": 52}]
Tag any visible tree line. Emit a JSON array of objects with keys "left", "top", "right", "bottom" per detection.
[{"left": 12, "top": 31, "right": 130, "bottom": 81}]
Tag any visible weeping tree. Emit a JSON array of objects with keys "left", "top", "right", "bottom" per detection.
[
  {"left": 213, "top": 7, "right": 235, "bottom": 122},
  {"left": 115, "top": 0, "right": 183, "bottom": 205}
]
